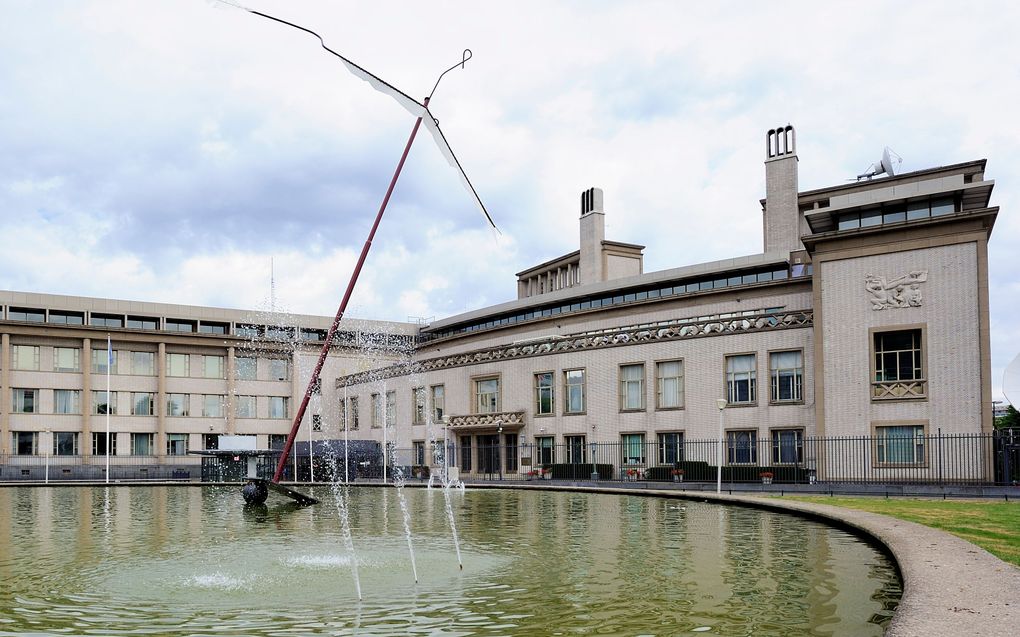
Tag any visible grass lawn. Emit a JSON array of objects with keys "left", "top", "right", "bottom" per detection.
[{"left": 782, "top": 496, "right": 1020, "bottom": 567}]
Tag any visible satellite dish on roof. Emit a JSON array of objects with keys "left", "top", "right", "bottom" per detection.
[
  {"left": 856, "top": 147, "right": 903, "bottom": 181},
  {"left": 1004, "top": 352, "right": 1020, "bottom": 407}
]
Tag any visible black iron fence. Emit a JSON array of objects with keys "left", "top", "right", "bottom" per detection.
[{"left": 3, "top": 430, "right": 1019, "bottom": 485}]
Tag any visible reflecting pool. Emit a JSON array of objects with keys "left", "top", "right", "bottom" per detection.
[{"left": 0, "top": 486, "right": 899, "bottom": 636}]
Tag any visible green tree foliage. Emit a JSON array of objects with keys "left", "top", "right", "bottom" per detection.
[{"left": 995, "top": 404, "right": 1020, "bottom": 429}]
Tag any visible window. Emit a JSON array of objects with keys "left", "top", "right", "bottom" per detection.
[
  {"left": 92, "top": 432, "right": 116, "bottom": 456},
  {"left": 726, "top": 354, "right": 757, "bottom": 404},
  {"left": 53, "top": 347, "right": 80, "bottom": 372},
  {"left": 235, "top": 357, "right": 257, "bottom": 380},
  {"left": 413, "top": 441, "right": 425, "bottom": 466},
  {"left": 167, "top": 393, "right": 190, "bottom": 417},
  {"left": 771, "top": 429, "right": 803, "bottom": 464},
  {"left": 269, "top": 358, "right": 290, "bottom": 381},
  {"left": 166, "top": 353, "right": 190, "bottom": 377},
  {"left": 312, "top": 414, "right": 322, "bottom": 432},
  {"left": 203, "top": 355, "right": 225, "bottom": 379},
  {"left": 412, "top": 388, "right": 426, "bottom": 425},
  {"left": 386, "top": 391, "right": 396, "bottom": 427},
  {"left": 621, "top": 433, "right": 646, "bottom": 465},
  {"left": 12, "top": 345, "right": 40, "bottom": 370},
  {"left": 658, "top": 432, "right": 683, "bottom": 465},
  {"left": 727, "top": 430, "right": 758, "bottom": 464},
  {"left": 130, "top": 351, "right": 155, "bottom": 376},
  {"left": 269, "top": 396, "right": 289, "bottom": 419},
  {"left": 371, "top": 394, "right": 382, "bottom": 428},
  {"left": 166, "top": 433, "right": 188, "bottom": 456},
  {"left": 268, "top": 434, "right": 287, "bottom": 451},
  {"left": 199, "top": 322, "right": 229, "bottom": 335},
  {"left": 475, "top": 377, "right": 500, "bottom": 414},
  {"left": 90, "top": 313, "right": 123, "bottom": 328},
  {"left": 341, "top": 396, "right": 359, "bottom": 430},
  {"left": 53, "top": 432, "right": 79, "bottom": 456},
  {"left": 769, "top": 351, "right": 803, "bottom": 403},
  {"left": 460, "top": 436, "right": 472, "bottom": 472},
  {"left": 431, "top": 385, "right": 445, "bottom": 422},
  {"left": 564, "top": 369, "right": 585, "bottom": 414},
  {"left": 165, "top": 319, "right": 195, "bottom": 333},
  {"left": 534, "top": 372, "right": 554, "bottom": 415},
  {"left": 565, "top": 435, "right": 586, "bottom": 464},
  {"left": 12, "top": 389, "right": 38, "bottom": 413},
  {"left": 656, "top": 360, "right": 684, "bottom": 409},
  {"left": 873, "top": 328, "right": 925, "bottom": 399},
  {"left": 132, "top": 392, "right": 154, "bottom": 416},
  {"left": 235, "top": 395, "right": 255, "bottom": 418},
  {"left": 54, "top": 389, "right": 80, "bottom": 414},
  {"left": 536, "top": 436, "right": 555, "bottom": 465},
  {"left": 8, "top": 307, "right": 44, "bottom": 322},
  {"left": 48, "top": 310, "right": 84, "bottom": 325},
  {"left": 236, "top": 325, "right": 259, "bottom": 339},
  {"left": 202, "top": 395, "right": 224, "bottom": 418},
  {"left": 92, "top": 391, "right": 117, "bottom": 415},
  {"left": 92, "top": 348, "right": 118, "bottom": 374},
  {"left": 126, "top": 315, "right": 158, "bottom": 330},
  {"left": 619, "top": 364, "right": 645, "bottom": 411},
  {"left": 876, "top": 424, "right": 926, "bottom": 465},
  {"left": 13, "top": 431, "right": 37, "bottom": 455},
  {"left": 131, "top": 433, "right": 154, "bottom": 456}
]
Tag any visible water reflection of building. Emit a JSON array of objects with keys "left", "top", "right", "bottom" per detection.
[{"left": 0, "top": 126, "right": 997, "bottom": 482}]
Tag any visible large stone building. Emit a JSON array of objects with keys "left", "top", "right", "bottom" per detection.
[{"left": 0, "top": 126, "right": 998, "bottom": 481}]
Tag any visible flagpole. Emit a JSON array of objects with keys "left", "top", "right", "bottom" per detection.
[{"left": 105, "top": 334, "right": 111, "bottom": 484}]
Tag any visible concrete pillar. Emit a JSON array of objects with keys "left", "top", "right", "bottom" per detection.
[
  {"left": 82, "top": 338, "right": 91, "bottom": 457},
  {"left": 226, "top": 345, "right": 237, "bottom": 434},
  {"left": 157, "top": 342, "right": 166, "bottom": 459},
  {"left": 0, "top": 333, "right": 9, "bottom": 454}
]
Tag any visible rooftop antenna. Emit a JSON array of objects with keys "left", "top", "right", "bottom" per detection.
[
  {"left": 212, "top": 2, "right": 499, "bottom": 503},
  {"left": 857, "top": 146, "right": 902, "bottom": 181}
]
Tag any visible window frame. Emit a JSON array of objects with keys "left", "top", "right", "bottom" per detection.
[
  {"left": 657, "top": 430, "right": 684, "bottom": 465},
  {"left": 870, "top": 325, "right": 927, "bottom": 401},
  {"left": 235, "top": 395, "right": 256, "bottom": 419},
  {"left": 725, "top": 353, "right": 757, "bottom": 406},
  {"left": 872, "top": 420, "right": 928, "bottom": 467},
  {"left": 91, "top": 390, "right": 118, "bottom": 415},
  {"left": 53, "top": 347, "right": 81, "bottom": 372},
  {"left": 725, "top": 429, "right": 759, "bottom": 465},
  {"left": 430, "top": 385, "right": 445, "bottom": 423},
  {"left": 129, "top": 351, "right": 155, "bottom": 376},
  {"left": 54, "top": 389, "right": 81, "bottom": 415},
  {"left": 534, "top": 371, "right": 555, "bottom": 416},
  {"left": 535, "top": 435, "right": 555, "bottom": 465},
  {"left": 768, "top": 349, "right": 804, "bottom": 404},
  {"left": 235, "top": 356, "right": 257, "bottom": 381},
  {"left": 655, "top": 358, "right": 684, "bottom": 410},
  {"left": 563, "top": 368, "right": 586, "bottom": 415},
  {"left": 412, "top": 387, "right": 426, "bottom": 425},
  {"left": 268, "top": 396, "right": 289, "bottom": 420},
  {"left": 11, "top": 345, "right": 40, "bottom": 371},
  {"left": 131, "top": 392, "right": 155, "bottom": 416},
  {"left": 620, "top": 432, "right": 646, "bottom": 466},
  {"left": 769, "top": 427, "right": 804, "bottom": 464},
  {"left": 618, "top": 363, "right": 646, "bottom": 412},
  {"left": 473, "top": 374, "right": 501, "bottom": 415}
]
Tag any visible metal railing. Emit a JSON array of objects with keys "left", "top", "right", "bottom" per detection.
[{"left": 3, "top": 431, "right": 1018, "bottom": 485}]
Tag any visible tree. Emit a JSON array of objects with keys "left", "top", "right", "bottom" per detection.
[{"left": 995, "top": 404, "right": 1020, "bottom": 429}]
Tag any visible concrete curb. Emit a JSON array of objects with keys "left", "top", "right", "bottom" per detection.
[{"left": 467, "top": 483, "right": 1020, "bottom": 637}]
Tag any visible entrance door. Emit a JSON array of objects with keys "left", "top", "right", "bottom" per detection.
[{"left": 478, "top": 434, "right": 500, "bottom": 474}]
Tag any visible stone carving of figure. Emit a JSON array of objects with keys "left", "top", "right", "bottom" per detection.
[{"left": 865, "top": 271, "right": 928, "bottom": 310}]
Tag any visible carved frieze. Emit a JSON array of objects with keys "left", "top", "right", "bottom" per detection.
[
  {"left": 336, "top": 309, "right": 813, "bottom": 388},
  {"left": 865, "top": 271, "right": 927, "bottom": 310}
]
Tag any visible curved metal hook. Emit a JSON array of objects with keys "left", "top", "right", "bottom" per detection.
[{"left": 428, "top": 49, "right": 473, "bottom": 101}]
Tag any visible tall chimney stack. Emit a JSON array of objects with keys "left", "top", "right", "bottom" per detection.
[
  {"left": 579, "top": 187, "right": 605, "bottom": 284},
  {"left": 763, "top": 125, "right": 801, "bottom": 254}
]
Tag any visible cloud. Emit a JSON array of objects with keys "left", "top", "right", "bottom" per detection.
[{"left": 1, "top": 0, "right": 1019, "bottom": 402}]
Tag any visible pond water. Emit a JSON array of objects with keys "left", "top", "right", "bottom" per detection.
[{"left": 0, "top": 486, "right": 899, "bottom": 636}]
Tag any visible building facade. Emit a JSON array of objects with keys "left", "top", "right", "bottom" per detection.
[{"left": 0, "top": 126, "right": 999, "bottom": 482}]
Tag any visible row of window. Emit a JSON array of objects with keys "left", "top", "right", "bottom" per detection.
[
  {"left": 836, "top": 196, "right": 956, "bottom": 231},
  {"left": 10, "top": 431, "right": 293, "bottom": 457},
  {"left": 6, "top": 346, "right": 291, "bottom": 380},
  {"left": 10, "top": 389, "right": 289, "bottom": 419},
  {"left": 423, "top": 266, "right": 800, "bottom": 341}
]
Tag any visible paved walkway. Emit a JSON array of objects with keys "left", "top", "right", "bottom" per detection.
[{"left": 478, "top": 483, "right": 1020, "bottom": 637}]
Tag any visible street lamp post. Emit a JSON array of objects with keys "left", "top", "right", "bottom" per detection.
[
  {"left": 715, "top": 398, "right": 727, "bottom": 494},
  {"left": 496, "top": 421, "right": 503, "bottom": 481}
]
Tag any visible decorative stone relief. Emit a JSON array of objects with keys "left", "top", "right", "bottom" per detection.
[
  {"left": 865, "top": 271, "right": 927, "bottom": 310},
  {"left": 336, "top": 309, "right": 813, "bottom": 388}
]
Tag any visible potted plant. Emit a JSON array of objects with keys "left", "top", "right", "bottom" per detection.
[
  {"left": 759, "top": 471, "right": 774, "bottom": 485},
  {"left": 671, "top": 469, "right": 684, "bottom": 483},
  {"left": 542, "top": 467, "right": 552, "bottom": 480},
  {"left": 526, "top": 469, "right": 540, "bottom": 481},
  {"left": 626, "top": 468, "right": 639, "bottom": 481}
]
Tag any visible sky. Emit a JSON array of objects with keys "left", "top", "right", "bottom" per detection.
[{"left": 1, "top": 0, "right": 1019, "bottom": 402}]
